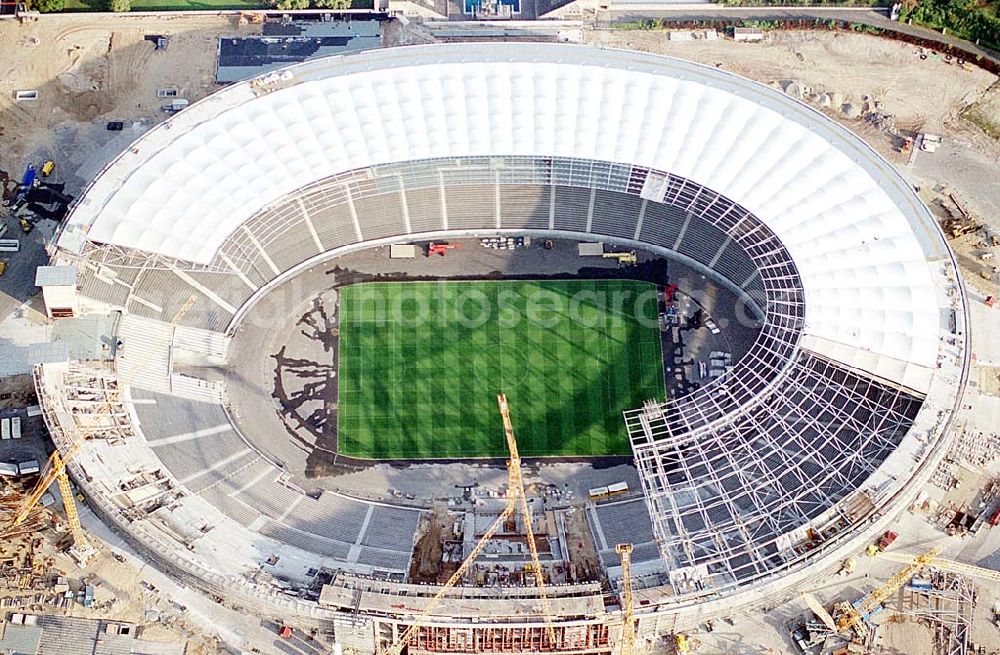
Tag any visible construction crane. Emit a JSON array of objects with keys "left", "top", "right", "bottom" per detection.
[
  {"left": 802, "top": 592, "right": 838, "bottom": 634},
  {"left": 834, "top": 547, "right": 941, "bottom": 637},
  {"left": 496, "top": 393, "right": 557, "bottom": 645},
  {"left": 877, "top": 550, "right": 1000, "bottom": 583},
  {"left": 8, "top": 443, "right": 93, "bottom": 561},
  {"left": 381, "top": 394, "right": 556, "bottom": 655},
  {"left": 6, "top": 297, "right": 198, "bottom": 554},
  {"left": 616, "top": 543, "right": 638, "bottom": 655}
]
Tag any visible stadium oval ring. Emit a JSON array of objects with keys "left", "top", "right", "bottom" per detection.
[{"left": 43, "top": 43, "right": 969, "bottom": 641}]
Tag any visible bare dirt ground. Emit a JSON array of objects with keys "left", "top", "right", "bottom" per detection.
[
  {"left": 590, "top": 29, "right": 997, "bottom": 153},
  {"left": 590, "top": 29, "right": 1000, "bottom": 162},
  {"left": 0, "top": 14, "right": 261, "bottom": 192}
]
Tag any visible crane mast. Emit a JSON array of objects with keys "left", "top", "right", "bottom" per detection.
[
  {"left": 616, "top": 543, "right": 637, "bottom": 655},
  {"left": 496, "top": 393, "right": 557, "bottom": 644},
  {"left": 382, "top": 394, "right": 558, "bottom": 655},
  {"left": 835, "top": 547, "right": 942, "bottom": 636},
  {"left": 11, "top": 443, "right": 81, "bottom": 528}
]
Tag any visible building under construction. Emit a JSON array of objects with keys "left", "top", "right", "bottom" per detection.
[{"left": 26, "top": 43, "right": 970, "bottom": 654}]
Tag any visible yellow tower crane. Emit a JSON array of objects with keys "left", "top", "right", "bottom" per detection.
[
  {"left": 834, "top": 547, "right": 941, "bottom": 637},
  {"left": 616, "top": 543, "right": 638, "bottom": 655},
  {"left": 7, "top": 295, "right": 199, "bottom": 556},
  {"left": 381, "top": 394, "right": 556, "bottom": 655},
  {"left": 877, "top": 549, "right": 1000, "bottom": 582},
  {"left": 497, "top": 393, "right": 557, "bottom": 645},
  {"left": 8, "top": 442, "right": 93, "bottom": 560}
]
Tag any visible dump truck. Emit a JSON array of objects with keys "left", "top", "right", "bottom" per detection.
[{"left": 867, "top": 530, "right": 898, "bottom": 556}]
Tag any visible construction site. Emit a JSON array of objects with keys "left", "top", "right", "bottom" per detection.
[{"left": 1, "top": 6, "right": 1000, "bottom": 655}]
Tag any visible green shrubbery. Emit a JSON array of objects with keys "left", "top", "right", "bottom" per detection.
[
  {"left": 900, "top": 0, "right": 1000, "bottom": 51},
  {"left": 107, "top": 0, "right": 131, "bottom": 10},
  {"left": 33, "top": 0, "right": 66, "bottom": 12}
]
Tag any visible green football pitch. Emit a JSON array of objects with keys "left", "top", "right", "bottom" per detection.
[{"left": 336, "top": 280, "right": 665, "bottom": 459}]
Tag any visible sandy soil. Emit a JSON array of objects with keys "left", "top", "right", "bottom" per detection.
[
  {"left": 588, "top": 29, "right": 999, "bottom": 163},
  {"left": 0, "top": 14, "right": 261, "bottom": 191}
]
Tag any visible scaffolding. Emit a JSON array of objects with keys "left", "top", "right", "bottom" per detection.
[
  {"left": 59, "top": 364, "right": 134, "bottom": 444},
  {"left": 631, "top": 351, "right": 924, "bottom": 594},
  {"left": 901, "top": 572, "right": 976, "bottom": 655}
]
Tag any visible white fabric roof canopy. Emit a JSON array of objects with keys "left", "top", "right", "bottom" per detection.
[{"left": 62, "top": 43, "right": 946, "bottom": 386}]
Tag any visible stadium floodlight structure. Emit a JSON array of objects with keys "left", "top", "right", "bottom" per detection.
[{"left": 43, "top": 42, "right": 968, "bottom": 637}]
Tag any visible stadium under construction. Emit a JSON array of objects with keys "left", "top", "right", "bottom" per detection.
[{"left": 26, "top": 43, "right": 969, "bottom": 654}]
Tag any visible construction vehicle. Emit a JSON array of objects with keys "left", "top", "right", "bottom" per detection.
[
  {"left": 0, "top": 261, "right": 6, "bottom": 277},
  {"left": 866, "top": 530, "right": 897, "bottom": 556},
  {"left": 673, "top": 634, "right": 690, "bottom": 654},
  {"left": 9, "top": 442, "right": 95, "bottom": 564},
  {"left": 239, "top": 10, "right": 264, "bottom": 23},
  {"left": 616, "top": 543, "right": 637, "bottom": 655},
  {"left": 40, "top": 160, "right": 54, "bottom": 177},
  {"left": 920, "top": 134, "right": 942, "bottom": 152},
  {"left": 426, "top": 242, "right": 458, "bottom": 257},
  {"left": 381, "top": 394, "right": 555, "bottom": 655},
  {"left": 19, "top": 217, "right": 33, "bottom": 234},
  {"left": 602, "top": 251, "right": 637, "bottom": 265},
  {"left": 837, "top": 557, "right": 856, "bottom": 577}
]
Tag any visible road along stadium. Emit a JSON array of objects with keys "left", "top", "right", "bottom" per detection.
[{"left": 33, "top": 42, "right": 969, "bottom": 654}]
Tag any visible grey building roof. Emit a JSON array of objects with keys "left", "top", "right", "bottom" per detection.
[
  {"left": 0, "top": 624, "right": 42, "bottom": 655},
  {"left": 34, "top": 265, "right": 78, "bottom": 287},
  {"left": 0, "top": 616, "right": 184, "bottom": 655}
]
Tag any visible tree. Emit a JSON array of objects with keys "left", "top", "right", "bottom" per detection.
[
  {"left": 315, "top": 0, "right": 353, "bottom": 8},
  {"left": 274, "top": 0, "right": 309, "bottom": 8},
  {"left": 107, "top": 0, "right": 131, "bottom": 11},
  {"left": 33, "top": 0, "right": 66, "bottom": 12}
]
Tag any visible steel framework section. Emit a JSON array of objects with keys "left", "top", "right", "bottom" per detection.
[
  {"left": 397, "top": 624, "right": 612, "bottom": 655},
  {"left": 78, "top": 242, "right": 234, "bottom": 272},
  {"left": 631, "top": 351, "right": 922, "bottom": 594},
  {"left": 901, "top": 572, "right": 976, "bottom": 655}
]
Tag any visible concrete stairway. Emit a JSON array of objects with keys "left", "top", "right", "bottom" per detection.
[{"left": 116, "top": 314, "right": 173, "bottom": 393}]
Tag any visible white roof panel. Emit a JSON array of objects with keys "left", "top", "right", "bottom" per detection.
[{"left": 60, "top": 43, "right": 951, "bottom": 378}]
